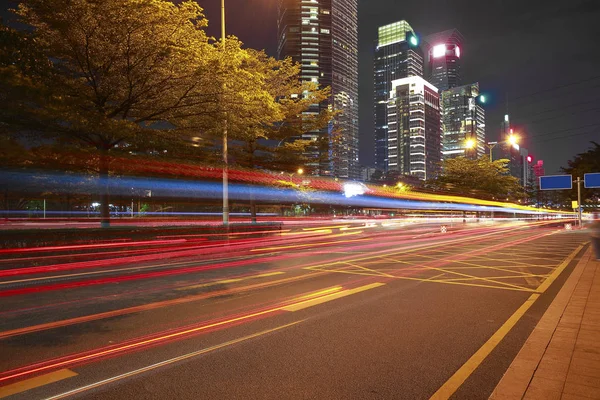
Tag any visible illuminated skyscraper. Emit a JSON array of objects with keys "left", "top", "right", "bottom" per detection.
[
  {"left": 277, "top": 0, "right": 359, "bottom": 179},
  {"left": 373, "top": 20, "right": 423, "bottom": 172},
  {"left": 441, "top": 83, "right": 486, "bottom": 160},
  {"left": 424, "top": 29, "right": 463, "bottom": 91},
  {"left": 387, "top": 76, "right": 441, "bottom": 180}
]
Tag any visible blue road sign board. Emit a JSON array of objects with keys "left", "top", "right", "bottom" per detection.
[
  {"left": 539, "top": 175, "right": 573, "bottom": 190},
  {"left": 584, "top": 173, "right": 600, "bottom": 189}
]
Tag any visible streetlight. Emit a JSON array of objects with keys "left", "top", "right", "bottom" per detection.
[
  {"left": 487, "top": 134, "right": 520, "bottom": 162},
  {"left": 297, "top": 168, "right": 304, "bottom": 175},
  {"left": 486, "top": 141, "right": 498, "bottom": 162},
  {"left": 221, "top": 0, "right": 229, "bottom": 226}
]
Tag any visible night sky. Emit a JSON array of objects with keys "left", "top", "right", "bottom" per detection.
[{"left": 4, "top": 0, "right": 600, "bottom": 174}]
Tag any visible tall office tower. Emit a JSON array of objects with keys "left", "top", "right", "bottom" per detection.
[
  {"left": 387, "top": 76, "right": 441, "bottom": 180},
  {"left": 373, "top": 21, "right": 423, "bottom": 172},
  {"left": 277, "top": 0, "right": 359, "bottom": 179},
  {"left": 441, "top": 83, "right": 486, "bottom": 160},
  {"left": 497, "top": 114, "right": 524, "bottom": 185},
  {"left": 424, "top": 29, "right": 464, "bottom": 91}
]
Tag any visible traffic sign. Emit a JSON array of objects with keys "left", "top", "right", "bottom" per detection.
[
  {"left": 539, "top": 175, "right": 572, "bottom": 190},
  {"left": 584, "top": 173, "right": 600, "bottom": 189}
]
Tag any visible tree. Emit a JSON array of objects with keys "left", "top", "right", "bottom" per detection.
[
  {"left": 429, "top": 156, "right": 524, "bottom": 200},
  {"left": 9, "top": 0, "right": 222, "bottom": 226},
  {"left": 561, "top": 141, "right": 600, "bottom": 205},
  {"left": 175, "top": 38, "right": 335, "bottom": 222}
]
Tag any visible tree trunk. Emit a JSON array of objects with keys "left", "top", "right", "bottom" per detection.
[{"left": 99, "top": 150, "right": 110, "bottom": 228}]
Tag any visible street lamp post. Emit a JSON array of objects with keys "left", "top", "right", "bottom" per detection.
[
  {"left": 221, "top": 0, "right": 229, "bottom": 226},
  {"left": 486, "top": 141, "right": 498, "bottom": 162}
]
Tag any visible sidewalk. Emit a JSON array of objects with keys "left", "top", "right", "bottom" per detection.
[{"left": 491, "top": 246, "right": 600, "bottom": 399}]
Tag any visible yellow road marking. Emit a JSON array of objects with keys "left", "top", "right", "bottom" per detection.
[
  {"left": 382, "top": 256, "right": 533, "bottom": 292},
  {"left": 410, "top": 254, "right": 547, "bottom": 277},
  {"left": 535, "top": 244, "right": 585, "bottom": 293},
  {"left": 429, "top": 294, "right": 540, "bottom": 399},
  {"left": 250, "top": 237, "right": 370, "bottom": 252},
  {"left": 177, "top": 271, "right": 285, "bottom": 291},
  {"left": 439, "top": 274, "right": 548, "bottom": 282},
  {"left": 393, "top": 275, "right": 536, "bottom": 293},
  {"left": 45, "top": 322, "right": 304, "bottom": 400},
  {"left": 283, "top": 283, "right": 385, "bottom": 312},
  {"left": 429, "top": 243, "right": 585, "bottom": 400},
  {"left": 0, "top": 369, "right": 77, "bottom": 399},
  {"left": 293, "top": 286, "right": 344, "bottom": 301}
]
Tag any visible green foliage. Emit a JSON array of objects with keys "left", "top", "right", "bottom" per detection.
[
  {"left": 561, "top": 141, "right": 600, "bottom": 204},
  {"left": 429, "top": 156, "right": 524, "bottom": 200}
]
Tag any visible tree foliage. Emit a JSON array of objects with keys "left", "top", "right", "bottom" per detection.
[
  {"left": 561, "top": 141, "right": 600, "bottom": 204},
  {"left": 1, "top": 0, "right": 333, "bottom": 225},
  {"left": 428, "top": 156, "right": 524, "bottom": 200}
]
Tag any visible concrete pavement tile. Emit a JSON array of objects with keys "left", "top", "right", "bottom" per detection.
[
  {"left": 489, "top": 391, "right": 522, "bottom": 400},
  {"left": 562, "top": 394, "right": 598, "bottom": 400},
  {"left": 563, "top": 382, "right": 600, "bottom": 399},
  {"left": 510, "top": 356, "right": 540, "bottom": 372},
  {"left": 529, "top": 376, "right": 565, "bottom": 392},
  {"left": 568, "top": 363, "right": 600, "bottom": 379},
  {"left": 576, "top": 340, "right": 600, "bottom": 351},
  {"left": 573, "top": 350, "right": 600, "bottom": 362},
  {"left": 567, "top": 372, "right": 600, "bottom": 389},
  {"left": 491, "top": 366, "right": 535, "bottom": 399},
  {"left": 571, "top": 357, "right": 600, "bottom": 369},
  {"left": 579, "top": 324, "right": 600, "bottom": 333},
  {"left": 557, "top": 327, "right": 581, "bottom": 334},
  {"left": 554, "top": 330, "right": 580, "bottom": 340},
  {"left": 560, "top": 322, "right": 584, "bottom": 330},
  {"left": 578, "top": 332, "right": 600, "bottom": 342},
  {"left": 535, "top": 366, "right": 570, "bottom": 381},
  {"left": 523, "top": 386, "right": 562, "bottom": 400},
  {"left": 549, "top": 340, "right": 578, "bottom": 352}
]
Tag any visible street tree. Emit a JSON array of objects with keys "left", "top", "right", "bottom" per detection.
[
  {"left": 429, "top": 156, "right": 524, "bottom": 200},
  {"left": 561, "top": 141, "right": 600, "bottom": 205},
  {"left": 10, "top": 0, "right": 222, "bottom": 226}
]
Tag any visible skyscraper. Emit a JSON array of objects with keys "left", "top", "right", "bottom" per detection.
[
  {"left": 373, "top": 21, "right": 423, "bottom": 172},
  {"left": 424, "top": 29, "right": 464, "bottom": 91},
  {"left": 496, "top": 114, "right": 524, "bottom": 185},
  {"left": 441, "top": 83, "right": 486, "bottom": 160},
  {"left": 277, "top": 0, "right": 359, "bottom": 179},
  {"left": 387, "top": 76, "right": 441, "bottom": 180}
]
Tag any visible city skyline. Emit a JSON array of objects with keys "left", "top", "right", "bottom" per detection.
[
  {"left": 192, "top": 0, "right": 600, "bottom": 175},
  {"left": 2, "top": 0, "right": 599, "bottom": 175}
]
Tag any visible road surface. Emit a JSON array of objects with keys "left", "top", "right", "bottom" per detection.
[{"left": 0, "top": 220, "right": 590, "bottom": 399}]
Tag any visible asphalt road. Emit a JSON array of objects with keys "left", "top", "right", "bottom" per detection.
[{"left": 0, "top": 220, "right": 590, "bottom": 399}]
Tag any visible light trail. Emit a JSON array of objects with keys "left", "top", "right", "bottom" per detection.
[{"left": 0, "top": 282, "right": 381, "bottom": 384}]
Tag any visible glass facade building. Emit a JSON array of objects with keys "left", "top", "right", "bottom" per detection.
[
  {"left": 373, "top": 21, "right": 423, "bottom": 172},
  {"left": 424, "top": 29, "right": 464, "bottom": 91},
  {"left": 387, "top": 76, "right": 441, "bottom": 180},
  {"left": 441, "top": 83, "right": 486, "bottom": 160},
  {"left": 277, "top": 0, "right": 359, "bottom": 179}
]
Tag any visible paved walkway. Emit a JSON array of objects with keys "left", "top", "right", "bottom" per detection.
[{"left": 491, "top": 246, "right": 600, "bottom": 399}]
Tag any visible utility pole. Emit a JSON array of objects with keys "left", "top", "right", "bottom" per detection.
[
  {"left": 221, "top": 0, "right": 229, "bottom": 226},
  {"left": 577, "top": 177, "right": 582, "bottom": 228}
]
